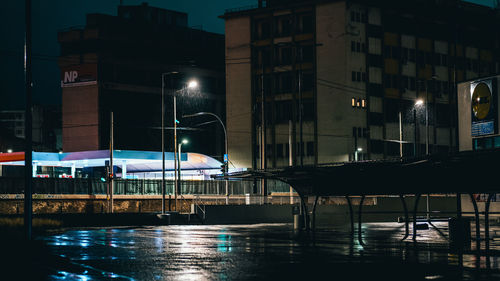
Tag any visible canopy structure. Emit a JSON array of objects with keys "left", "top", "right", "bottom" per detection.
[
  {"left": 0, "top": 150, "right": 223, "bottom": 179},
  {"left": 216, "top": 149, "right": 500, "bottom": 197}
]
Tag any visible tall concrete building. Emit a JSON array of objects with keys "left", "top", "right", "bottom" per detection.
[
  {"left": 221, "top": 0, "right": 500, "bottom": 169},
  {"left": 58, "top": 3, "right": 225, "bottom": 160}
]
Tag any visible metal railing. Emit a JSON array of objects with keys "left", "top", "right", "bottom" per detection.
[{"left": 0, "top": 177, "right": 291, "bottom": 196}]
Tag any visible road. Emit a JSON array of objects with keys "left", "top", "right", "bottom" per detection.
[{"left": 23, "top": 223, "right": 500, "bottom": 280}]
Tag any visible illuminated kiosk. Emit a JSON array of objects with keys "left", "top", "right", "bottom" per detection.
[
  {"left": 457, "top": 74, "right": 500, "bottom": 211},
  {"left": 0, "top": 150, "right": 226, "bottom": 180}
]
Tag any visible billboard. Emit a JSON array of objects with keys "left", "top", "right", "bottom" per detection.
[
  {"left": 60, "top": 64, "right": 97, "bottom": 87},
  {"left": 471, "top": 78, "right": 497, "bottom": 137}
]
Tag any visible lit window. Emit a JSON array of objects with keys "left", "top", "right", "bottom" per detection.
[
  {"left": 351, "top": 98, "right": 356, "bottom": 107},
  {"left": 356, "top": 99, "right": 361, "bottom": 107},
  {"left": 361, "top": 99, "right": 367, "bottom": 108}
]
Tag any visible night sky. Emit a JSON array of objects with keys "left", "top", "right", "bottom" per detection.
[{"left": 0, "top": 0, "right": 495, "bottom": 110}]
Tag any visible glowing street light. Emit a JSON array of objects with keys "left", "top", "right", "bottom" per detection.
[
  {"left": 187, "top": 80, "right": 198, "bottom": 89},
  {"left": 415, "top": 99, "right": 424, "bottom": 106}
]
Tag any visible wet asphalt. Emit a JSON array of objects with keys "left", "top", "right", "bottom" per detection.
[{"left": 19, "top": 222, "right": 500, "bottom": 281}]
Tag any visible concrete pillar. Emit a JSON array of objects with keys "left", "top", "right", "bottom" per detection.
[
  {"left": 71, "top": 162, "right": 76, "bottom": 178},
  {"left": 122, "top": 161, "right": 127, "bottom": 179},
  {"left": 32, "top": 162, "right": 37, "bottom": 177}
]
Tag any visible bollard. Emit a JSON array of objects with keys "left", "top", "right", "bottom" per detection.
[
  {"left": 294, "top": 214, "right": 303, "bottom": 230},
  {"left": 449, "top": 217, "right": 471, "bottom": 248}
]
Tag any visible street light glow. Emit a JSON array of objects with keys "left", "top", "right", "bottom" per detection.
[
  {"left": 187, "top": 80, "right": 198, "bottom": 89},
  {"left": 7, "top": 149, "right": 13, "bottom": 153},
  {"left": 182, "top": 139, "right": 189, "bottom": 144},
  {"left": 357, "top": 148, "right": 363, "bottom": 152},
  {"left": 415, "top": 99, "right": 424, "bottom": 106}
]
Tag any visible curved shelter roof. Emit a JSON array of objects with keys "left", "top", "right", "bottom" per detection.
[
  {"left": 0, "top": 150, "right": 222, "bottom": 172},
  {"left": 217, "top": 149, "right": 500, "bottom": 196}
]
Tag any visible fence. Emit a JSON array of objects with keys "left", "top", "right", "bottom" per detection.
[{"left": 0, "top": 177, "right": 291, "bottom": 196}]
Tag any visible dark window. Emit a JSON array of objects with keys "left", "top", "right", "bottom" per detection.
[
  {"left": 369, "top": 112, "right": 384, "bottom": 126},
  {"left": 409, "top": 49, "right": 416, "bottom": 62},
  {"left": 385, "top": 98, "right": 399, "bottom": 122},
  {"left": 306, "top": 141, "right": 314, "bottom": 156},
  {"left": 409, "top": 77, "right": 416, "bottom": 91},
  {"left": 356, "top": 42, "right": 361, "bottom": 52},
  {"left": 302, "top": 15, "right": 313, "bottom": 33},
  {"left": 300, "top": 45, "right": 313, "bottom": 62},
  {"left": 350, "top": 11, "right": 355, "bottom": 22},
  {"left": 277, "top": 143, "right": 284, "bottom": 158},
  {"left": 281, "top": 17, "right": 291, "bottom": 36},
  {"left": 361, "top": 13, "right": 367, "bottom": 23},
  {"left": 356, "top": 72, "right": 361, "bottom": 82},
  {"left": 436, "top": 103, "right": 450, "bottom": 127},
  {"left": 351, "top": 41, "right": 356, "bottom": 52},
  {"left": 302, "top": 72, "right": 314, "bottom": 91},
  {"left": 352, "top": 71, "right": 357, "bottom": 82},
  {"left": 281, "top": 47, "right": 292, "bottom": 65},
  {"left": 370, "top": 140, "right": 384, "bottom": 154},
  {"left": 261, "top": 21, "right": 270, "bottom": 39},
  {"left": 302, "top": 99, "right": 314, "bottom": 121},
  {"left": 362, "top": 72, "right": 367, "bottom": 82}
]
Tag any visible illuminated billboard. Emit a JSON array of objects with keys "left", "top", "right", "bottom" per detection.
[{"left": 471, "top": 79, "right": 497, "bottom": 137}]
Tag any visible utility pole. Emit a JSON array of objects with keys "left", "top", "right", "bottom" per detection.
[
  {"left": 24, "top": 0, "right": 33, "bottom": 241},
  {"left": 109, "top": 112, "right": 114, "bottom": 213},
  {"left": 289, "top": 120, "right": 293, "bottom": 204},
  {"left": 161, "top": 74, "right": 166, "bottom": 214},
  {"left": 174, "top": 94, "right": 178, "bottom": 211},
  {"left": 260, "top": 66, "right": 266, "bottom": 203},
  {"left": 399, "top": 111, "right": 403, "bottom": 158},
  {"left": 298, "top": 69, "right": 303, "bottom": 166}
]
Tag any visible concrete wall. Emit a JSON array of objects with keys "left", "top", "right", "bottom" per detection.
[{"left": 225, "top": 16, "right": 253, "bottom": 169}]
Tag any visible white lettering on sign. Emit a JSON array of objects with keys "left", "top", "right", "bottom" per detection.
[{"left": 64, "top": 71, "right": 78, "bottom": 83}]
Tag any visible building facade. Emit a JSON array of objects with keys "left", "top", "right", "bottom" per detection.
[
  {"left": 0, "top": 105, "right": 61, "bottom": 152},
  {"left": 58, "top": 3, "right": 226, "bottom": 161},
  {"left": 222, "top": 0, "right": 500, "bottom": 169}
]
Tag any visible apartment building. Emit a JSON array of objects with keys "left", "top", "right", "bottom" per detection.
[{"left": 221, "top": 0, "right": 500, "bottom": 169}]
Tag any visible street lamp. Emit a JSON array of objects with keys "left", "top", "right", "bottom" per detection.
[
  {"left": 174, "top": 79, "right": 198, "bottom": 212},
  {"left": 415, "top": 98, "right": 428, "bottom": 155},
  {"left": 161, "top": 71, "right": 178, "bottom": 214},
  {"left": 177, "top": 139, "right": 188, "bottom": 210},
  {"left": 183, "top": 111, "right": 229, "bottom": 204},
  {"left": 354, "top": 147, "right": 362, "bottom": 161}
]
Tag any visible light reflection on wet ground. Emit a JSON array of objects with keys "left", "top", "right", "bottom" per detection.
[{"left": 39, "top": 222, "right": 500, "bottom": 280}]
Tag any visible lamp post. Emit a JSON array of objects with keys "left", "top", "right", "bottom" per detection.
[
  {"left": 354, "top": 147, "right": 362, "bottom": 161},
  {"left": 174, "top": 79, "right": 198, "bottom": 212},
  {"left": 177, "top": 139, "right": 188, "bottom": 210},
  {"left": 183, "top": 111, "right": 228, "bottom": 204},
  {"left": 161, "top": 71, "right": 178, "bottom": 214}
]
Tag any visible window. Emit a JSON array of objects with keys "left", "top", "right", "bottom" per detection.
[
  {"left": 299, "top": 45, "right": 313, "bottom": 62},
  {"left": 306, "top": 142, "right": 314, "bottom": 156},
  {"left": 277, "top": 143, "right": 284, "bottom": 158},
  {"left": 350, "top": 10, "right": 366, "bottom": 23},
  {"left": 300, "top": 14, "right": 313, "bottom": 33},
  {"left": 352, "top": 71, "right": 366, "bottom": 82},
  {"left": 351, "top": 97, "right": 367, "bottom": 109},
  {"left": 351, "top": 41, "right": 366, "bottom": 53}
]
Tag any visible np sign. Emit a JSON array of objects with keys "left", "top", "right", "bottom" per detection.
[
  {"left": 64, "top": 71, "right": 78, "bottom": 83},
  {"left": 60, "top": 64, "right": 97, "bottom": 87}
]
